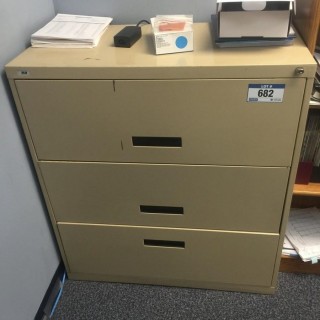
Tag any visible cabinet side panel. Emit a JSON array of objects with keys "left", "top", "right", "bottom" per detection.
[{"left": 273, "top": 77, "right": 315, "bottom": 285}]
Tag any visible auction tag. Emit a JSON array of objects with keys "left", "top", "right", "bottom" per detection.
[{"left": 247, "top": 84, "right": 285, "bottom": 103}]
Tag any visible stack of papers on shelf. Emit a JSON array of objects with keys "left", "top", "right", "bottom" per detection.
[
  {"left": 31, "top": 14, "right": 112, "bottom": 48},
  {"left": 286, "top": 207, "right": 320, "bottom": 264},
  {"left": 282, "top": 236, "right": 298, "bottom": 257}
]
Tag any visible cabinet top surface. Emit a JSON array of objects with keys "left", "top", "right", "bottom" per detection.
[{"left": 5, "top": 23, "right": 316, "bottom": 80}]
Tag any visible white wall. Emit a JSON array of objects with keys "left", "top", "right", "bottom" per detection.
[
  {"left": 53, "top": 0, "right": 216, "bottom": 23},
  {"left": 0, "top": 1, "right": 60, "bottom": 319}
]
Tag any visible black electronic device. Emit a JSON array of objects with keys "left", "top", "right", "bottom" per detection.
[{"left": 114, "top": 26, "right": 142, "bottom": 48}]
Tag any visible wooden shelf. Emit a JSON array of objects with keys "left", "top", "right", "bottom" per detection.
[
  {"left": 293, "top": 0, "right": 320, "bottom": 53},
  {"left": 280, "top": 255, "right": 320, "bottom": 274},
  {"left": 293, "top": 183, "right": 320, "bottom": 196}
]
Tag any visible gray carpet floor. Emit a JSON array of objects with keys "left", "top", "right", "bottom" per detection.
[{"left": 52, "top": 272, "right": 320, "bottom": 320}]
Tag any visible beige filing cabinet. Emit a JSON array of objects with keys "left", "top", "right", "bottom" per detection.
[{"left": 6, "top": 23, "right": 316, "bottom": 294}]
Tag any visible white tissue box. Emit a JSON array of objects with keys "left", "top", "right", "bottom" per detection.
[
  {"left": 216, "top": 0, "right": 295, "bottom": 38},
  {"left": 151, "top": 16, "right": 193, "bottom": 55}
]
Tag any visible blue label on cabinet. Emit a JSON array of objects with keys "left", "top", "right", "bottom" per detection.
[{"left": 247, "top": 84, "right": 285, "bottom": 103}]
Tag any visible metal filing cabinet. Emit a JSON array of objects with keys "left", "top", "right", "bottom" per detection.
[{"left": 6, "top": 23, "right": 316, "bottom": 293}]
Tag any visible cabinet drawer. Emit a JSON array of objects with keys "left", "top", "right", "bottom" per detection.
[
  {"left": 17, "top": 79, "right": 304, "bottom": 166},
  {"left": 59, "top": 223, "right": 279, "bottom": 288},
  {"left": 40, "top": 162, "right": 289, "bottom": 232}
]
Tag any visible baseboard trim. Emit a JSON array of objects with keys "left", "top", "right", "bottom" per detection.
[{"left": 34, "top": 262, "right": 65, "bottom": 320}]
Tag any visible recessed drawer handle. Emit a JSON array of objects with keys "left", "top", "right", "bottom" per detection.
[
  {"left": 144, "top": 239, "right": 185, "bottom": 249},
  {"left": 132, "top": 136, "right": 182, "bottom": 147},
  {"left": 140, "top": 205, "right": 184, "bottom": 215}
]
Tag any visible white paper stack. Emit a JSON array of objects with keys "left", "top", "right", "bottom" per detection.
[
  {"left": 286, "top": 207, "right": 320, "bottom": 264},
  {"left": 282, "top": 236, "right": 298, "bottom": 257},
  {"left": 31, "top": 14, "right": 113, "bottom": 48}
]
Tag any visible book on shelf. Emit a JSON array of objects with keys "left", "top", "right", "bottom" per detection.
[
  {"left": 315, "top": 50, "right": 320, "bottom": 74},
  {"left": 296, "top": 49, "right": 320, "bottom": 184},
  {"left": 312, "top": 51, "right": 320, "bottom": 104},
  {"left": 296, "top": 109, "right": 320, "bottom": 184}
]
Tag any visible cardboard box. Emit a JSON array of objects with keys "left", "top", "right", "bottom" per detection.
[
  {"left": 216, "top": 0, "right": 295, "bottom": 38},
  {"left": 151, "top": 16, "right": 193, "bottom": 55}
]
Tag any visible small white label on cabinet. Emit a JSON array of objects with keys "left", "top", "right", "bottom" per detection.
[
  {"left": 247, "top": 84, "right": 285, "bottom": 103},
  {"left": 18, "top": 70, "right": 30, "bottom": 76}
]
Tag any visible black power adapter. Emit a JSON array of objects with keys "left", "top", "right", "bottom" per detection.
[{"left": 114, "top": 26, "right": 142, "bottom": 48}]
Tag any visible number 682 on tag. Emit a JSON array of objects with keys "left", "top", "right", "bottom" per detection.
[{"left": 247, "top": 84, "right": 285, "bottom": 103}]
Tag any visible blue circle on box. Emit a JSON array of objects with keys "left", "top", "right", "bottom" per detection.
[{"left": 176, "top": 36, "right": 188, "bottom": 49}]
